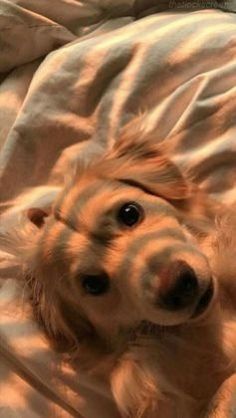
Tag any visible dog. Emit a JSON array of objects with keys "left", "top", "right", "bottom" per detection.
[{"left": 1, "top": 117, "right": 236, "bottom": 418}]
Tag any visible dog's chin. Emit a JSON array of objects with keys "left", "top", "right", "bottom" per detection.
[{"left": 136, "top": 282, "right": 216, "bottom": 337}]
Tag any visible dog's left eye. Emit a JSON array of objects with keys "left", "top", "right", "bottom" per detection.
[
  {"left": 117, "top": 202, "right": 144, "bottom": 227},
  {"left": 81, "top": 274, "right": 110, "bottom": 296}
]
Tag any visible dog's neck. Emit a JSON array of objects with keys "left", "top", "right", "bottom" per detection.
[{"left": 107, "top": 304, "right": 235, "bottom": 418}]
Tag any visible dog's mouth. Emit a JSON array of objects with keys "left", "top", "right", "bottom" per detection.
[
  {"left": 190, "top": 281, "right": 214, "bottom": 319},
  {"left": 133, "top": 320, "right": 161, "bottom": 338}
]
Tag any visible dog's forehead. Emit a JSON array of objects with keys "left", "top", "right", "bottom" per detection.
[
  {"left": 53, "top": 176, "right": 139, "bottom": 230},
  {"left": 54, "top": 175, "right": 177, "bottom": 230}
]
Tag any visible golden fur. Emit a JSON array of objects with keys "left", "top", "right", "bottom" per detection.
[{"left": 1, "top": 117, "right": 236, "bottom": 418}]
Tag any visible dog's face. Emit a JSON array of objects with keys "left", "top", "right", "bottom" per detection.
[{"left": 27, "top": 122, "right": 215, "bottom": 348}]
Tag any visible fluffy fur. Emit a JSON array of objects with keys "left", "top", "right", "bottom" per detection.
[{"left": 1, "top": 117, "right": 236, "bottom": 418}]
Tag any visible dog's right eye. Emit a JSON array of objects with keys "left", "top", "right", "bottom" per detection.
[
  {"left": 117, "top": 202, "right": 144, "bottom": 228},
  {"left": 81, "top": 274, "right": 110, "bottom": 296}
]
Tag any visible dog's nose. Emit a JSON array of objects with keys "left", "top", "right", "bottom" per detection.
[{"left": 158, "top": 261, "right": 199, "bottom": 311}]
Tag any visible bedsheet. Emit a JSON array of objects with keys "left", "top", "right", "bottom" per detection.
[{"left": 0, "top": 1, "right": 236, "bottom": 417}]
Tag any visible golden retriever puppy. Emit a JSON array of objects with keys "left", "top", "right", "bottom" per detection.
[{"left": 2, "top": 118, "right": 236, "bottom": 418}]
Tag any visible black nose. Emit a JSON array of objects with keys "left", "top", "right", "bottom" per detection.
[{"left": 159, "top": 264, "right": 199, "bottom": 311}]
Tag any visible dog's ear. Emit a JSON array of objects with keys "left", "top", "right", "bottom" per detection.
[
  {"left": 24, "top": 186, "right": 61, "bottom": 228},
  {"left": 104, "top": 116, "right": 192, "bottom": 201},
  {"left": 27, "top": 207, "right": 50, "bottom": 228}
]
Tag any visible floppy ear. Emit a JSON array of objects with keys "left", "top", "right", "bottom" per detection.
[
  {"left": 27, "top": 207, "right": 50, "bottom": 228},
  {"left": 104, "top": 116, "right": 192, "bottom": 200}
]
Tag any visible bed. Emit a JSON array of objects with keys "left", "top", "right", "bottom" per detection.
[{"left": 0, "top": 1, "right": 236, "bottom": 417}]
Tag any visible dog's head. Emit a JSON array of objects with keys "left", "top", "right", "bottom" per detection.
[{"left": 19, "top": 118, "right": 217, "bottom": 357}]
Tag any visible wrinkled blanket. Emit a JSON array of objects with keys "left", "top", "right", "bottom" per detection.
[{"left": 0, "top": 1, "right": 236, "bottom": 417}]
